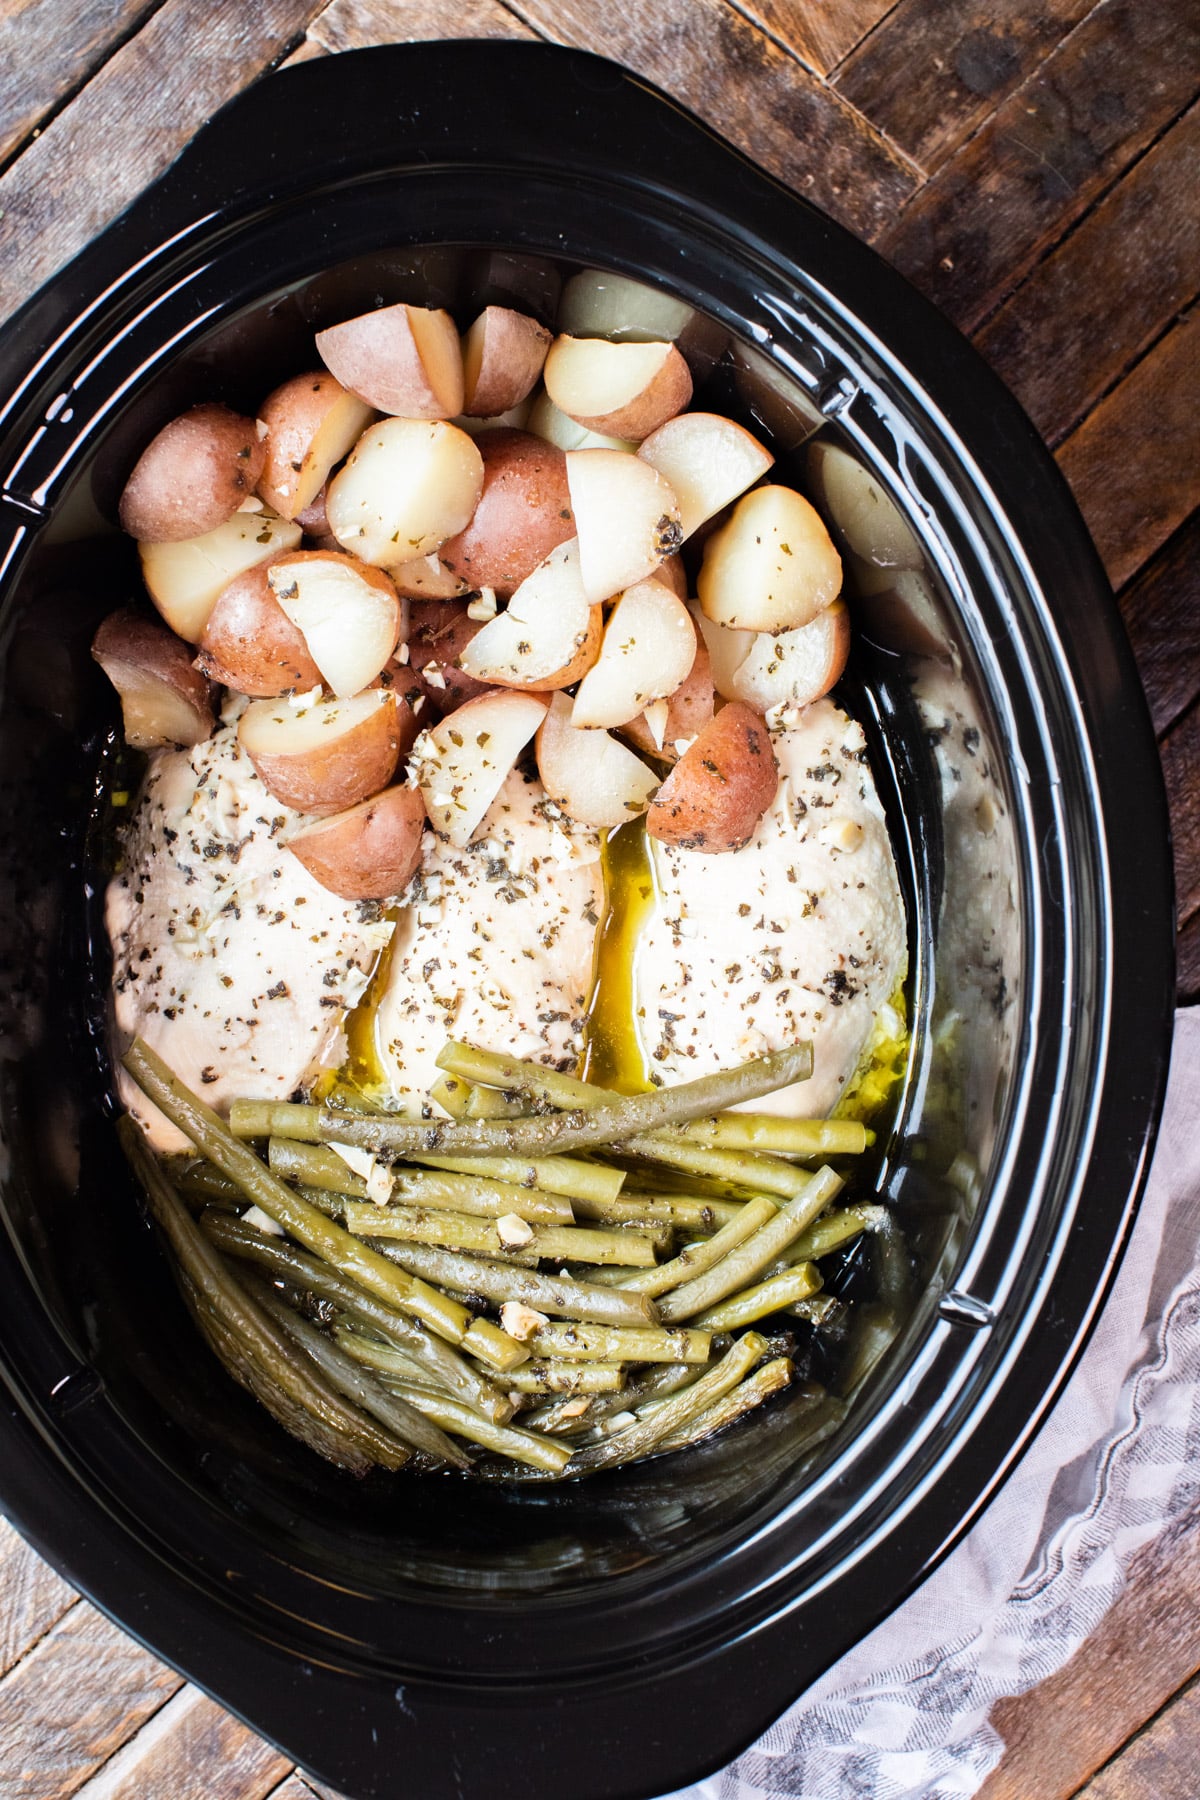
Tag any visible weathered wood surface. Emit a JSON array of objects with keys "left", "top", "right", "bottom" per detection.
[{"left": 0, "top": 0, "right": 1196, "bottom": 1794}]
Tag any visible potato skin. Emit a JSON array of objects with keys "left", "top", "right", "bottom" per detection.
[
  {"left": 621, "top": 635, "right": 715, "bottom": 764},
  {"left": 119, "top": 404, "right": 265, "bottom": 543},
  {"left": 404, "top": 600, "right": 492, "bottom": 715},
  {"left": 195, "top": 560, "right": 323, "bottom": 697},
  {"left": 240, "top": 693, "right": 402, "bottom": 815},
  {"left": 645, "top": 701, "right": 777, "bottom": 852},
  {"left": 92, "top": 609, "right": 215, "bottom": 748},
  {"left": 439, "top": 430, "right": 574, "bottom": 598},
  {"left": 287, "top": 785, "right": 427, "bottom": 900}
]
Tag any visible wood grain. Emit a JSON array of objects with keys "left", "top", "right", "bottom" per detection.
[
  {"left": 70, "top": 1684, "right": 290, "bottom": 1799},
  {"left": 1162, "top": 703, "right": 1200, "bottom": 927},
  {"left": 975, "top": 100, "right": 1200, "bottom": 445},
  {"left": 506, "top": 0, "right": 920, "bottom": 240},
  {"left": 0, "top": 1519, "right": 77, "bottom": 1681},
  {"left": 0, "top": 0, "right": 160, "bottom": 165},
  {"left": 835, "top": 0, "right": 1096, "bottom": 175},
  {"left": 1119, "top": 512, "right": 1200, "bottom": 739},
  {"left": 0, "top": 1602, "right": 181, "bottom": 1798},
  {"left": 979, "top": 1503, "right": 1200, "bottom": 1799},
  {"left": 0, "top": 0, "right": 329, "bottom": 328},
  {"left": 1076, "top": 1676, "right": 1200, "bottom": 1798},
  {"left": 729, "top": 0, "right": 899, "bottom": 78},
  {"left": 307, "top": 0, "right": 536, "bottom": 52},
  {"left": 880, "top": 0, "right": 1200, "bottom": 330},
  {"left": 1056, "top": 308, "right": 1200, "bottom": 592},
  {"left": 263, "top": 1779, "right": 328, "bottom": 1800}
]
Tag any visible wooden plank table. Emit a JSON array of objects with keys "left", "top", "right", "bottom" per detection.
[{"left": 0, "top": 1, "right": 1196, "bottom": 1795}]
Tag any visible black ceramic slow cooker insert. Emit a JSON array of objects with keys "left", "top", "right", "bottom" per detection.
[{"left": 0, "top": 43, "right": 1174, "bottom": 1800}]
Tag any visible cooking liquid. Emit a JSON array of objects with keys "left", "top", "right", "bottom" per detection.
[{"left": 579, "top": 819, "right": 658, "bottom": 1095}]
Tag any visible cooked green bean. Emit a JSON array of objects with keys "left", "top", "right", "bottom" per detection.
[
  {"left": 609, "top": 1198, "right": 777, "bottom": 1298},
  {"left": 775, "top": 1202, "right": 888, "bottom": 1267},
  {"left": 410, "top": 1152, "right": 624, "bottom": 1205},
  {"left": 121, "top": 1040, "right": 528, "bottom": 1373},
  {"left": 367, "top": 1240, "right": 659, "bottom": 1326},
  {"left": 618, "top": 1133, "right": 814, "bottom": 1200},
  {"left": 386, "top": 1387, "right": 572, "bottom": 1473},
  {"left": 526, "top": 1364, "right": 699, "bottom": 1435},
  {"left": 229, "top": 1100, "right": 325, "bottom": 1142},
  {"left": 319, "top": 1044, "right": 813, "bottom": 1160},
  {"left": 344, "top": 1202, "right": 659, "bottom": 1268},
  {"left": 672, "top": 1115, "right": 867, "bottom": 1156},
  {"left": 572, "top": 1192, "right": 746, "bottom": 1231},
  {"left": 120, "top": 1120, "right": 409, "bottom": 1474},
  {"left": 657, "top": 1168, "right": 842, "bottom": 1324},
  {"left": 268, "top": 1137, "right": 576, "bottom": 1225},
  {"left": 657, "top": 1357, "right": 794, "bottom": 1449},
  {"left": 787, "top": 1294, "right": 845, "bottom": 1327},
  {"left": 497, "top": 1362, "right": 627, "bottom": 1396},
  {"left": 199, "top": 1212, "right": 513, "bottom": 1424},
  {"left": 693, "top": 1263, "right": 822, "bottom": 1330},
  {"left": 563, "top": 1332, "right": 770, "bottom": 1474},
  {"left": 523, "top": 1321, "right": 711, "bottom": 1364},
  {"left": 245, "top": 1276, "right": 469, "bottom": 1467},
  {"left": 164, "top": 1156, "right": 243, "bottom": 1205},
  {"left": 428, "top": 1074, "right": 471, "bottom": 1118}
]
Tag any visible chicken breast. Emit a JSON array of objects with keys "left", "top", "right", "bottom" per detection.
[
  {"left": 107, "top": 721, "right": 393, "bottom": 1151},
  {"left": 374, "top": 766, "right": 602, "bottom": 1112},
  {"left": 634, "top": 697, "right": 906, "bottom": 1115}
]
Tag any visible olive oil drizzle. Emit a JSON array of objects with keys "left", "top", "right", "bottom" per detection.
[
  {"left": 580, "top": 819, "right": 659, "bottom": 1095},
  {"left": 325, "top": 910, "right": 401, "bottom": 1105}
]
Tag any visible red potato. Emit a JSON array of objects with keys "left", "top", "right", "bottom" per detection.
[
  {"left": 453, "top": 399, "right": 533, "bottom": 438},
  {"left": 697, "top": 485, "right": 842, "bottom": 633},
  {"left": 386, "top": 554, "right": 470, "bottom": 600},
  {"left": 439, "top": 430, "right": 575, "bottom": 598},
  {"left": 806, "top": 440, "right": 924, "bottom": 571},
  {"left": 536, "top": 692, "right": 658, "bottom": 830},
  {"left": 405, "top": 600, "right": 492, "bottom": 714},
  {"left": 457, "top": 538, "right": 600, "bottom": 691},
  {"left": 555, "top": 269, "right": 727, "bottom": 371},
  {"left": 570, "top": 579, "right": 696, "bottom": 730},
  {"left": 525, "top": 389, "right": 634, "bottom": 453},
  {"left": 413, "top": 689, "right": 549, "bottom": 846},
  {"left": 729, "top": 601, "right": 851, "bottom": 715},
  {"left": 637, "top": 411, "right": 774, "bottom": 540},
  {"left": 92, "top": 610, "right": 215, "bottom": 748},
  {"left": 118, "top": 404, "right": 266, "bottom": 543},
  {"left": 315, "top": 303, "right": 464, "bottom": 418},
  {"left": 690, "top": 602, "right": 752, "bottom": 699},
  {"left": 620, "top": 634, "right": 715, "bottom": 764},
  {"left": 140, "top": 509, "right": 303, "bottom": 643},
  {"left": 267, "top": 551, "right": 403, "bottom": 697},
  {"left": 566, "top": 449, "right": 683, "bottom": 604},
  {"left": 461, "top": 307, "right": 551, "bottom": 417},
  {"left": 296, "top": 486, "right": 332, "bottom": 539},
  {"left": 195, "top": 561, "right": 324, "bottom": 697},
  {"left": 238, "top": 689, "right": 402, "bottom": 814},
  {"left": 325, "top": 419, "right": 484, "bottom": 566},
  {"left": 657, "top": 552, "right": 688, "bottom": 600},
  {"left": 256, "top": 372, "right": 375, "bottom": 520},
  {"left": 543, "top": 336, "right": 692, "bottom": 441},
  {"left": 645, "top": 702, "right": 778, "bottom": 853},
  {"left": 287, "top": 785, "right": 427, "bottom": 901}
]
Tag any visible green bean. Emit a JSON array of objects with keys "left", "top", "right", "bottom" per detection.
[
  {"left": 245, "top": 1276, "right": 469, "bottom": 1467},
  {"left": 320, "top": 1044, "right": 813, "bottom": 1160},
  {"left": 497, "top": 1362, "right": 627, "bottom": 1396},
  {"left": 693, "top": 1263, "right": 822, "bottom": 1330},
  {"left": 334, "top": 1328, "right": 437, "bottom": 1392},
  {"left": 410, "top": 1153, "right": 624, "bottom": 1205},
  {"left": 672, "top": 1115, "right": 867, "bottom": 1156},
  {"left": 199, "top": 1212, "right": 514, "bottom": 1424},
  {"left": 387, "top": 1388, "right": 572, "bottom": 1473},
  {"left": 657, "top": 1168, "right": 842, "bottom": 1324},
  {"left": 526, "top": 1365, "right": 698, "bottom": 1435},
  {"left": 787, "top": 1294, "right": 844, "bottom": 1327},
  {"left": 465, "top": 1085, "right": 531, "bottom": 1120},
  {"left": 618, "top": 1134, "right": 814, "bottom": 1200},
  {"left": 229, "top": 1100, "right": 325, "bottom": 1142},
  {"left": 572, "top": 1192, "right": 746, "bottom": 1231},
  {"left": 164, "top": 1156, "right": 243, "bottom": 1206},
  {"left": 367, "top": 1240, "right": 659, "bottom": 1327},
  {"left": 563, "top": 1332, "right": 770, "bottom": 1474},
  {"left": 345, "top": 1202, "right": 660, "bottom": 1268},
  {"left": 657, "top": 1357, "right": 794, "bottom": 1449},
  {"left": 268, "top": 1137, "right": 575, "bottom": 1226},
  {"left": 524, "top": 1321, "right": 711, "bottom": 1364},
  {"left": 428, "top": 1074, "right": 471, "bottom": 1118},
  {"left": 608, "top": 1198, "right": 777, "bottom": 1298},
  {"left": 120, "top": 1121, "right": 409, "bottom": 1474},
  {"left": 121, "top": 1040, "right": 528, "bottom": 1373},
  {"left": 774, "top": 1203, "right": 888, "bottom": 1268},
  {"left": 518, "top": 1395, "right": 599, "bottom": 1434}
]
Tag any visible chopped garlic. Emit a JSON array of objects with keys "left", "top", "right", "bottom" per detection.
[
  {"left": 424, "top": 663, "right": 447, "bottom": 690},
  {"left": 467, "top": 586, "right": 499, "bottom": 622},
  {"left": 255, "top": 417, "right": 269, "bottom": 440},
  {"left": 236, "top": 495, "right": 265, "bottom": 513},
  {"left": 500, "top": 1302, "right": 549, "bottom": 1340},
  {"left": 396, "top": 641, "right": 410, "bottom": 665},
  {"left": 496, "top": 1212, "right": 535, "bottom": 1248},
  {"left": 644, "top": 698, "right": 670, "bottom": 751},
  {"left": 672, "top": 737, "right": 695, "bottom": 759},
  {"left": 287, "top": 685, "right": 323, "bottom": 710},
  {"left": 817, "top": 818, "right": 865, "bottom": 852},
  {"left": 242, "top": 1204, "right": 285, "bottom": 1237}
]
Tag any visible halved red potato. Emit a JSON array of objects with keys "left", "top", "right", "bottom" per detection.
[
  {"left": 452, "top": 399, "right": 532, "bottom": 438},
  {"left": 645, "top": 702, "right": 778, "bottom": 853},
  {"left": 266, "top": 551, "right": 402, "bottom": 697},
  {"left": 566, "top": 450, "right": 682, "bottom": 604},
  {"left": 92, "top": 610, "right": 215, "bottom": 749},
  {"left": 386, "top": 554, "right": 470, "bottom": 600},
  {"left": 637, "top": 412, "right": 774, "bottom": 540},
  {"left": 315, "top": 303, "right": 464, "bottom": 419},
  {"left": 287, "top": 785, "right": 427, "bottom": 901},
  {"left": 697, "top": 485, "right": 842, "bottom": 633},
  {"left": 325, "top": 419, "right": 484, "bottom": 566},
  {"left": 805, "top": 441, "right": 924, "bottom": 571},
  {"left": 461, "top": 307, "right": 551, "bottom": 417},
  {"left": 536, "top": 692, "right": 658, "bottom": 829},
  {"left": 195, "top": 561, "right": 324, "bottom": 697},
  {"left": 439, "top": 430, "right": 575, "bottom": 598},
  {"left": 238, "top": 689, "right": 402, "bottom": 814},
  {"left": 657, "top": 552, "right": 688, "bottom": 600},
  {"left": 140, "top": 509, "right": 302, "bottom": 643},
  {"left": 571, "top": 579, "right": 696, "bottom": 729},
  {"left": 690, "top": 602, "right": 752, "bottom": 700},
  {"left": 620, "top": 635, "right": 715, "bottom": 764},
  {"left": 556, "top": 270, "right": 727, "bottom": 370},
  {"left": 406, "top": 600, "right": 491, "bottom": 714},
  {"left": 543, "top": 337, "right": 692, "bottom": 441},
  {"left": 729, "top": 601, "right": 850, "bottom": 714},
  {"left": 413, "top": 690, "right": 549, "bottom": 846},
  {"left": 256, "top": 372, "right": 375, "bottom": 520},
  {"left": 118, "top": 404, "right": 266, "bottom": 543},
  {"left": 458, "top": 540, "right": 602, "bottom": 691},
  {"left": 525, "top": 389, "right": 634, "bottom": 453},
  {"left": 296, "top": 487, "right": 332, "bottom": 539}
]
